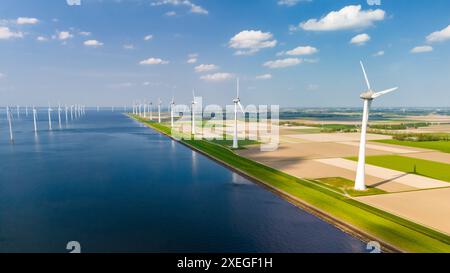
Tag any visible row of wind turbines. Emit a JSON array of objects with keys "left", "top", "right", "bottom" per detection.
[
  {"left": 4, "top": 104, "right": 86, "bottom": 142},
  {"left": 132, "top": 77, "right": 245, "bottom": 150}
]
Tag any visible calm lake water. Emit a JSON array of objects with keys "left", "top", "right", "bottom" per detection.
[{"left": 0, "top": 110, "right": 366, "bottom": 253}]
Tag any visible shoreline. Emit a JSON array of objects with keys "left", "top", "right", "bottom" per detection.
[{"left": 128, "top": 114, "right": 402, "bottom": 253}]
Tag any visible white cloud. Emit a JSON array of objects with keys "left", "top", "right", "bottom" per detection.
[
  {"left": 16, "top": 17, "right": 39, "bottom": 25},
  {"left": 139, "top": 57, "right": 169, "bottom": 65},
  {"left": 300, "top": 5, "right": 385, "bottom": 31},
  {"left": 165, "top": 11, "right": 177, "bottom": 16},
  {"left": 350, "top": 33, "right": 370, "bottom": 45},
  {"left": 263, "top": 58, "right": 301, "bottom": 69},
  {"left": 307, "top": 84, "right": 319, "bottom": 91},
  {"left": 57, "top": 31, "right": 73, "bottom": 40},
  {"left": 123, "top": 44, "right": 134, "bottom": 50},
  {"left": 36, "top": 36, "right": 48, "bottom": 42},
  {"left": 0, "top": 72, "right": 5, "bottom": 78},
  {"left": 187, "top": 58, "right": 197, "bottom": 64},
  {"left": 256, "top": 74, "right": 272, "bottom": 80},
  {"left": 426, "top": 25, "right": 450, "bottom": 43},
  {"left": 200, "top": 73, "right": 234, "bottom": 82},
  {"left": 285, "top": 45, "right": 318, "bottom": 56},
  {"left": 229, "top": 30, "right": 277, "bottom": 55},
  {"left": 277, "top": 0, "right": 310, "bottom": 7},
  {"left": 151, "top": 0, "right": 208, "bottom": 15},
  {"left": 0, "top": 27, "right": 23, "bottom": 39},
  {"left": 144, "top": 34, "right": 153, "bottom": 41},
  {"left": 373, "top": 50, "right": 384, "bottom": 57},
  {"left": 194, "top": 64, "right": 218, "bottom": 73},
  {"left": 187, "top": 53, "right": 198, "bottom": 63},
  {"left": 410, "top": 45, "right": 433, "bottom": 53},
  {"left": 84, "top": 39, "right": 104, "bottom": 47},
  {"left": 79, "top": 31, "right": 91, "bottom": 36}
]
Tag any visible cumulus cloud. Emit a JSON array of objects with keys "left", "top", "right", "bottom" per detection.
[
  {"left": 200, "top": 73, "right": 234, "bottom": 82},
  {"left": 300, "top": 5, "right": 385, "bottom": 31},
  {"left": 229, "top": 30, "right": 277, "bottom": 55},
  {"left": 165, "top": 11, "right": 177, "bottom": 16},
  {"left": 426, "top": 25, "right": 450, "bottom": 43},
  {"left": 263, "top": 58, "right": 301, "bottom": 69},
  {"left": 57, "top": 31, "right": 73, "bottom": 40},
  {"left": 0, "top": 27, "right": 23, "bottom": 39},
  {"left": 255, "top": 74, "right": 272, "bottom": 80},
  {"left": 194, "top": 64, "right": 219, "bottom": 73},
  {"left": 411, "top": 45, "right": 433, "bottom": 53},
  {"left": 151, "top": 0, "right": 208, "bottom": 15},
  {"left": 139, "top": 57, "right": 169, "bottom": 65},
  {"left": 144, "top": 34, "right": 153, "bottom": 41},
  {"left": 16, "top": 17, "right": 39, "bottom": 25},
  {"left": 79, "top": 31, "right": 91, "bottom": 36},
  {"left": 350, "top": 33, "right": 370, "bottom": 45},
  {"left": 285, "top": 45, "right": 318, "bottom": 56},
  {"left": 84, "top": 39, "right": 104, "bottom": 47}
]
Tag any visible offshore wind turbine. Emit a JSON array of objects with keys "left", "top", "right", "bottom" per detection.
[
  {"left": 354, "top": 61, "right": 398, "bottom": 191},
  {"left": 232, "top": 78, "right": 245, "bottom": 149},
  {"left": 48, "top": 104, "right": 53, "bottom": 130},
  {"left": 191, "top": 90, "right": 197, "bottom": 135},
  {"left": 6, "top": 106, "right": 14, "bottom": 142},
  {"left": 16, "top": 105, "right": 20, "bottom": 119},
  {"left": 65, "top": 105, "right": 68, "bottom": 124},
  {"left": 33, "top": 106, "right": 38, "bottom": 132},
  {"left": 25, "top": 106, "right": 28, "bottom": 117},
  {"left": 58, "top": 103, "right": 62, "bottom": 129},
  {"left": 158, "top": 98, "right": 162, "bottom": 123},
  {"left": 70, "top": 105, "right": 74, "bottom": 120}
]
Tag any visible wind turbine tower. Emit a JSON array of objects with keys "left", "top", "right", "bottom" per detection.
[{"left": 233, "top": 78, "right": 245, "bottom": 149}]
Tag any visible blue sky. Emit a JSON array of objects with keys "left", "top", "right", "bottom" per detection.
[{"left": 0, "top": 0, "right": 449, "bottom": 107}]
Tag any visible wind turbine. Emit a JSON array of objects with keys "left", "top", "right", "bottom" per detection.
[
  {"left": 354, "top": 61, "right": 398, "bottom": 191},
  {"left": 149, "top": 102, "right": 153, "bottom": 120},
  {"left": 170, "top": 96, "right": 175, "bottom": 128},
  {"left": 25, "top": 106, "right": 28, "bottom": 117},
  {"left": 6, "top": 106, "right": 14, "bottom": 142},
  {"left": 48, "top": 103, "right": 53, "bottom": 130},
  {"left": 232, "top": 78, "right": 245, "bottom": 149},
  {"left": 16, "top": 105, "right": 20, "bottom": 119},
  {"left": 65, "top": 105, "right": 68, "bottom": 124},
  {"left": 58, "top": 103, "right": 62, "bottom": 129},
  {"left": 191, "top": 90, "right": 197, "bottom": 135},
  {"left": 70, "top": 105, "right": 74, "bottom": 120},
  {"left": 33, "top": 106, "right": 38, "bottom": 132},
  {"left": 158, "top": 98, "right": 162, "bottom": 123}
]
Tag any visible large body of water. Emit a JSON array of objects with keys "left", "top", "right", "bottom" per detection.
[{"left": 0, "top": 110, "right": 366, "bottom": 252}]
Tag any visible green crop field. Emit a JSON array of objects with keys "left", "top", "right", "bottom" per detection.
[
  {"left": 374, "top": 139, "right": 450, "bottom": 153},
  {"left": 130, "top": 114, "right": 450, "bottom": 253},
  {"left": 348, "top": 155, "right": 450, "bottom": 183}
]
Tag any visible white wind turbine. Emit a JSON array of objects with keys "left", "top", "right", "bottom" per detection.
[
  {"left": 65, "top": 105, "right": 68, "bottom": 124},
  {"left": 16, "top": 105, "right": 20, "bottom": 119},
  {"left": 191, "top": 90, "right": 197, "bottom": 135},
  {"left": 33, "top": 106, "right": 38, "bottom": 132},
  {"left": 158, "top": 98, "right": 162, "bottom": 123},
  {"left": 70, "top": 105, "right": 74, "bottom": 120},
  {"left": 25, "top": 106, "right": 28, "bottom": 117},
  {"left": 170, "top": 96, "right": 175, "bottom": 128},
  {"left": 48, "top": 103, "right": 53, "bottom": 130},
  {"left": 6, "top": 106, "right": 14, "bottom": 142},
  {"left": 58, "top": 103, "right": 62, "bottom": 129},
  {"left": 354, "top": 61, "right": 398, "bottom": 191},
  {"left": 232, "top": 78, "right": 245, "bottom": 149},
  {"left": 149, "top": 102, "right": 153, "bottom": 120}
]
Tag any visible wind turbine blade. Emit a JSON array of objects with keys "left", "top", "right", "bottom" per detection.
[
  {"left": 372, "top": 87, "right": 398, "bottom": 99},
  {"left": 236, "top": 77, "right": 240, "bottom": 98},
  {"left": 238, "top": 101, "right": 245, "bottom": 114},
  {"left": 360, "top": 61, "right": 371, "bottom": 90}
]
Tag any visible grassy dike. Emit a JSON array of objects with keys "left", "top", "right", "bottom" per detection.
[{"left": 129, "top": 115, "right": 450, "bottom": 253}]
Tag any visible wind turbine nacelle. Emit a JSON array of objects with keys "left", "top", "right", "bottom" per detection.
[{"left": 360, "top": 91, "right": 374, "bottom": 100}]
